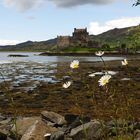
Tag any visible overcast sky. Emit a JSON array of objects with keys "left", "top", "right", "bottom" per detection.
[{"left": 0, "top": 0, "right": 140, "bottom": 45}]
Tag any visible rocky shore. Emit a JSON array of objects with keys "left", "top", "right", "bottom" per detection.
[
  {"left": 0, "top": 56, "right": 139, "bottom": 139},
  {"left": 0, "top": 110, "right": 140, "bottom": 140}
]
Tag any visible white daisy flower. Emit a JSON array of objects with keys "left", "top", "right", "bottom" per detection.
[
  {"left": 98, "top": 75, "right": 111, "bottom": 86},
  {"left": 70, "top": 60, "right": 79, "bottom": 69},
  {"left": 63, "top": 81, "right": 72, "bottom": 88},
  {"left": 105, "top": 71, "right": 118, "bottom": 75},
  {"left": 89, "top": 73, "right": 95, "bottom": 77},
  {"left": 121, "top": 59, "right": 128, "bottom": 66},
  {"left": 95, "top": 51, "right": 104, "bottom": 57}
]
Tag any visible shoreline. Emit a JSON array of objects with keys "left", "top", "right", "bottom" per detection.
[{"left": 39, "top": 52, "right": 140, "bottom": 56}]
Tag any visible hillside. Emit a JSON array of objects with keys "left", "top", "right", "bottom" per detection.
[
  {"left": 91, "top": 25, "right": 140, "bottom": 49},
  {"left": 0, "top": 25, "right": 140, "bottom": 51},
  {"left": 0, "top": 39, "right": 57, "bottom": 51}
]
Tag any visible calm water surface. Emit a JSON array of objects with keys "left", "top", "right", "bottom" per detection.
[{"left": 0, "top": 52, "right": 124, "bottom": 64}]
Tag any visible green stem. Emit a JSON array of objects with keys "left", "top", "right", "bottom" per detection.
[{"left": 100, "top": 56, "right": 108, "bottom": 74}]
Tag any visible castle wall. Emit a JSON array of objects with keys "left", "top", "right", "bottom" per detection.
[{"left": 57, "top": 36, "right": 71, "bottom": 49}]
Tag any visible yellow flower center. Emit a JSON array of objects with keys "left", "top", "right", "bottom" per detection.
[
  {"left": 73, "top": 64, "right": 79, "bottom": 68},
  {"left": 102, "top": 79, "right": 108, "bottom": 85}
]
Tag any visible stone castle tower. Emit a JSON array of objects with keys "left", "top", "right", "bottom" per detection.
[
  {"left": 72, "top": 28, "right": 89, "bottom": 46},
  {"left": 57, "top": 28, "right": 89, "bottom": 49}
]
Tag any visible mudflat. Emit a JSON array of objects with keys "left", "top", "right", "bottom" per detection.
[{"left": 0, "top": 55, "right": 139, "bottom": 121}]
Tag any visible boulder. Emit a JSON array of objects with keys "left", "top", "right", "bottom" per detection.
[
  {"left": 21, "top": 119, "right": 58, "bottom": 140},
  {"left": 41, "top": 111, "right": 66, "bottom": 126},
  {"left": 70, "top": 120, "right": 105, "bottom": 140},
  {"left": 11, "top": 117, "right": 40, "bottom": 136}
]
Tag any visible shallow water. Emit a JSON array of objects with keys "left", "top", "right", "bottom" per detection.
[{"left": 0, "top": 52, "right": 125, "bottom": 91}]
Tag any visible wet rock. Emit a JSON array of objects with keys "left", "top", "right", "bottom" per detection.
[
  {"left": 21, "top": 119, "right": 57, "bottom": 140},
  {"left": 70, "top": 120, "right": 104, "bottom": 140},
  {"left": 41, "top": 111, "right": 66, "bottom": 126},
  {"left": 50, "top": 131, "right": 64, "bottom": 140}
]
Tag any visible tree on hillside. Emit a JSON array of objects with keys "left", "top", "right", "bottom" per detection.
[
  {"left": 125, "top": 26, "right": 140, "bottom": 53},
  {"left": 133, "top": 0, "right": 140, "bottom": 6}
]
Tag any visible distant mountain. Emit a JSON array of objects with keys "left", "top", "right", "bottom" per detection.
[
  {"left": 0, "top": 39, "right": 57, "bottom": 51},
  {"left": 0, "top": 25, "right": 139, "bottom": 51}
]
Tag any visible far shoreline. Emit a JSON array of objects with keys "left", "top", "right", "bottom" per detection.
[{"left": 39, "top": 51, "right": 140, "bottom": 57}]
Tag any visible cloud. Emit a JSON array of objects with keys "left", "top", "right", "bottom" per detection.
[
  {"left": 0, "top": 40, "right": 21, "bottom": 46},
  {"left": 49, "top": 0, "right": 115, "bottom": 7},
  {"left": 3, "top": 0, "right": 44, "bottom": 12},
  {"left": 88, "top": 17, "right": 140, "bottom": 35},
  {"left": 3, "top": 0, "right": 116, "bottom": 12}
]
